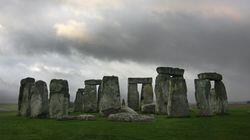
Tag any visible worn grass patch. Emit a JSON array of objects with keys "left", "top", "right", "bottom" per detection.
[{"left": 0, "top": 104, "right": 250, "bottom": 140}]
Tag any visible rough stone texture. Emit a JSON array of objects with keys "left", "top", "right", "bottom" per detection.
[
  {"left": 120, "top": 106, "right": 138, "bottom": 115},
  {"left": 214, "top": 81, "right": 228, "bottom": 115},
  {"left": 141, "top": 103, "right": 156, "bottom": 114},
  {"left": 99, "top": 76, "right": 121, "bottom": 116},
  {"left": 128, "top": 78, "right": 152, "bottom": 84},
  {"left": 49, "top": 79, "right": 70, "bottom": 119},
  {"left": 108, "top": 113, "right": 154, "bottom": 122},
  {"left": 210, "top": 88, "right": 217, "bottom": 114},
  {"left": 74, "top": 88, "right": 84, "bottom": 112},
  {"left": 167, "top": 78, "right": 189, "bottom": 117},
  {"left": 18, "top": 77, "right": 35, "bottom": 116},
  {"left": 198, "top": 73, "right": 222, "bottom": 81},
  {"left": 30, "top": 80, "right": 49, "bottom": 118},
  {"left": 127, "top": 83, "right": 140, "bottom": 111},
  {"left": 84, "top": 79, "right": 102, "bottom": 85},
  {"left": 57, "top": 114, "right": 96, "bottom": 121},
  {"left": 83, "top": 85, "right": 98, "bottom": 113},
  {"left": 194, "top": 79, "right": 212, "bottom": 116},
  {"left": 141, "top": 83, "right": 154, "bottom": 106},
  {"left": 156, "top": 67, "right": 184, "bottom": 76},
  {"left": 155, "top": 74, "right": 171, "bottom": 114}
]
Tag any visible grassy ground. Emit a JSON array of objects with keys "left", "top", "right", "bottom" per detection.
[{"left": 0, "top": 104, "right": 250, "bottom": 140}]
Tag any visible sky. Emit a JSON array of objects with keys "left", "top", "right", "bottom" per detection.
[{"left": 0, "top": 0, "right": 250, "bottom": 103}]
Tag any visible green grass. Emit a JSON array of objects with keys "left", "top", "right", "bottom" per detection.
[{"left": 0, "top": 105, "right": 250, "bottom": 140}]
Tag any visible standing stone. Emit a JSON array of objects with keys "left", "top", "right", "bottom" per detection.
[
  {"left": 210, "top": 88, "right": 217, "bottom": 114},
  {"left": 97, "top": 85, "right": 102, "bottom": 110},
  {"left": 74, "top": 88, "right": 84, "bottom": 112},
  {"left": 30, "top": 80, "right": 49, "bottom": 118},
  {"left": 167, "top": 78, "right": 189, "bottom": 117},
  {"left": 127, "top": 83, "right": 139, "bottom": 111},
  {"left": 194, "top": 79, "right": 212, "bottom": 116},
  {"left": 141, "top": 83, "right": 153, "bottom": 106},
  {"left": 83, "top": 85, "right": 98, "bottom": 113},
  {"left": 18, "top": 77, "right": 35, "bottom": 116},
  {"left": 214, "top": 81, "right": 228, "bottom": 115},
  {"left": 49, "top": 79, "right": 70, "bottom": 119},
  {"left": 155, "top": 74, "right": 171, "bottom": 114},
  {"left": 99, "top": 76, "right": 121, "bottom": 116}
]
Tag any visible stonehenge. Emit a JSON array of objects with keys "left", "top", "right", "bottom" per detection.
[
  {"left": 155, "top": 67, "right": 189, "bottom": 117},
  {"left": 127, "top": 78, "right": 155, "bottom": 113},
  {"left": 30, "top": 80, "right": 49, "bottom": 118},
  {"left": 49, "top": 79, "right": 70, "bottom": 119},
  {"left": 74, "top": 88, "right": 84, "bottom": 112},
  {"left": 17, "top": 67, "right": 229, "bottom": 121},
  {"left": 195, "top": 73, "right": 228, "bottom": 116}
]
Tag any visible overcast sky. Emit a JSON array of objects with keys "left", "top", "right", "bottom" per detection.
[{"left": 0, "top": 0, "right": 249, "bottom": 103}]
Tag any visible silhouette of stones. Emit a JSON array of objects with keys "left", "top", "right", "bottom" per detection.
[
  {"left": 194, "top": 79, "right": 212, "bottom": 116},
  {"left": 49, "top": 79, "right": 70, "bottom": 119},
  {"left": 30, "top": 80, "right": 49, "bottom": 118},
  {"left": 99, "top": 76, "right": 121, "bottom": 116},
  {"left": 127, "top": 78, "right": 155, "bottom": 113},
  {"left": 195, "top": 72, "right": 228, "bottom": 116},
  {"left": 74, "top": 88, "right": 84, "bottom": 112},
  {"left": 155, "top": 67, "right": 189, "bottom": 116},
  {"left": 83, "top": 79, "right": 101, "bottom": 113},
  {"left": 18, "top": 77, "right": 35, "bottom": 116}
]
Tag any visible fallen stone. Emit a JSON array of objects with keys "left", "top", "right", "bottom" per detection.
[
  {"left": 120, "top": 106, "right": 138, "bottom": 115},
  {"left": 84, "top": 79, "right": 102, "bottom": 85},
  {"left": 141, "top": 103, "right": 155, "bottom": 114},
  {"left": 18, "top": 77, "right": 35, "bottom": 117},
  {"left": 74, "top": 88, "right": 84, "bottom": 112},
  {"left": 99, "top": 76, "right": 121, "bottom": 116},
  {"left": 128, "top": 78, "right": 152, "bottom": 84},
  {"left": 30, "top": 80, "right": 49, "bottom": 118},
  {"left": 57, "top": 114, "right": 96, "bottom": 121},
  {"left": 108, "top": 113, "right": 154, "bottom": 122},
  {"left": 167, "top": 78, "right": 189, "bottom": 117},
  {"left": 49, "top": 79, "right": 70, "bottom": 119},
  {"left": 194, "top": 79, "right": 212, "bottom": 116},
  {"left": 198, "top": 73, "right": 222, "bottom": 81},
  {"left": 127, "top": 83, "right": 140, "bottom": 111}
]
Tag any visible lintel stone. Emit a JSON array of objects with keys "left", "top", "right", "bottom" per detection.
[
  {"left": 198, "top": 73, "right": 222, "bottom": 81},
  {"left": 156, "top": 67, "right": 184, "bottom": 76},
  {"left": 84, "top": 79, "right": 102, "bottom": 85},
  {"left": 128, "top": 78, "right": 152, "bottom": 84}
]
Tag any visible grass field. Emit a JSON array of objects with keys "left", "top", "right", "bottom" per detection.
[{"left": 0, "top": 104, "right": 250, "bottom": 140}]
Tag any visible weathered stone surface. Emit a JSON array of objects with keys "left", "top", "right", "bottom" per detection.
[
  {"left": 83, "top": 85, "right": 98, "bottom": 113},
  {"left": 57, "top": 114, "right": 96, "bottom": 121},
  {"left": 18, "top": 77, "right": 35, "bottom": 116},
  {"left": 127, "top": 83, "right": 140, "bottom": 111},
  {"left": 30, "top": 80, "right": 49, "bottom": 118},
  {"left": 120, "top": 106, "right": 138, "bottom": 115},
  {"left": 198, "top": 73, "right": 222, "bottom": 81},
  {"left": 108, "top": 113, "right": 154, "bottom": 122},
  {"left": 155, "top": 74, "right": 171, "bottom": 114},
  {"left": 210, "top": 88, "right": 217, "bottom": 114},
  {"left": 74, "top": 88, "right": 84, "bottom": 112},
  {"left": 141, "top": 103, "right": 156, "bottom": 114},
  {"left": 194, "top": 79, "right": 212, "bottom": 116},
  {"left": 167, "top": 78, "right": 189, "bottom": 117},
  {"left": 128, "top": 78, "right": 152, "bottom": 84},
  {"left": 141, "top": 83, "right": 154, "bottom": 106},
  {"left": 214, "top": 81, "right": 228, "bottom": 115},
  {"left": 99, "top": 76, "right": 121, "bottom": 116},
  {"left": 49, "top": 79, "right": 70, "bottom": 119},
  {"left": 84, "top": 79, "right": 102, "bottom": 85},
  {"left": 156, "top": 67, "right": 184, "bottom": 76}
]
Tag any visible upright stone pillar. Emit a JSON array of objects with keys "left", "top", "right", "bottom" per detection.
[
  {"left": 210, "top": 88, "right": 217, "bottom": 114},
  {"left": 215, "top": 81, "right": 228, "bottom": 115},
  {"left": 74, "top": 88, "right": 84, "bottom": 112},
  {"left": 83, "top": 85, "right": 98, "bottom": 112},
  {"left": 18, "top": 77, "right": 35, "bottom": 117},
  {"left": 194, "top": 79, "right": 212, "bottom": 116},
  {"left": 49, "top": 79, "right": 70, "bottom": 119},
  {"left": 30, "top": 80, "right": 49, "bottom": 118},
  {"left": 167, "top": 78, "right": 189, "bottom": 117},
  {"left": 99, "top": 76, "right": 121, "bottom": 116},
  {"left": 141, "top": 83, "right": 154, "bottom": 105},
  {"left": 127, "top": 83, "right": 139, "bottom": 111}
]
